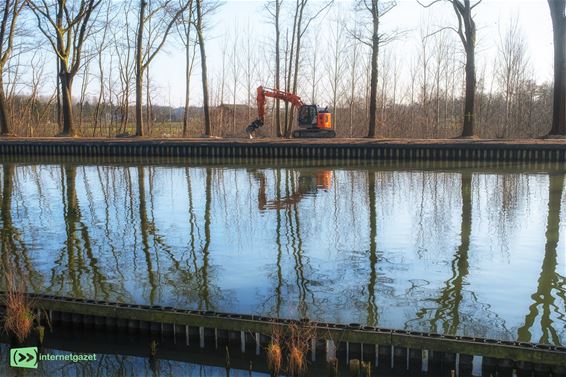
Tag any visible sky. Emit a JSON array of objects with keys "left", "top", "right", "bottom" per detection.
[
  {"left": 145, "top": 0, "right": 555, "bottom": 107},
  {"left": 17, "top": 0, "right": 556, "bottom": 108}
]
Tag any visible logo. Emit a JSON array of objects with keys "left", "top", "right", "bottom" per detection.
[{"left": 10, "top": 347, "right": 38, "bottom": 369}]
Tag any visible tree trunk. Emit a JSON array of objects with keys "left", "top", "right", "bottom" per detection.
[
  {"left": 183, "top": 40, "right": 191, "bottom": 137},
  {"left": 461, "top": 46, "right": 476, "bottom": 137},
  {"left": 56, "top": 58, "right": 61, "bottom": 131},
  {"left": 135, "top": 0, "right": 147, "bottom": 137},
  {"left": 548, "top": 0, "right": 566, "bottom": 136},
  {"left": 0, "top": 76, "right": 11, "bottom": 135},
  {"left": 93, "top": 55, "right": 104, "bottom": 136},
  {"left": 60, "top": 70, "right": 75, "bottom": 136},
  {"left": 196, "top": 0, "right": 211, "bottom": 136},
  {"left": 367, "top": 170, "right": 378, "bottom": 326},
  {"left": 368, "top": 10, "right": 379, "bottom": 138},
  {"left": 287, "top": 1, "right": 306, "bottom": 138},
  {"left": 275, "top": 0, "right": 282, "bottom": 137},
  {"left": 285, "top": 3, "right": 299, "bottom": 137}
]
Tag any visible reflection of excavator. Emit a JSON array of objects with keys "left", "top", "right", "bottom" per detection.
[
  {"left": 253, "top": 170, "right": 333, "bottom": 211},
  {"left": 246, "top": 86, "right": 336, "bottom": 139}
]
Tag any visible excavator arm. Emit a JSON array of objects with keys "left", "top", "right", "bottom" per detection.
[{"left": 246, "top": 86, "right": 304, "bottom": 137}]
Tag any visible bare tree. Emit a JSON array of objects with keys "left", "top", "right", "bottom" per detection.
[
  {"left": 229, "top": 23, "right": 241, "bottom": 135},
  {"left": 177, "top": 0, "right": 196, "bottom": 137},
  {"left": 195, "top": 0, "right": 211, "bottom": 136},
  {"left": 284, "top": 0, "right": 333, "bottom": 137},
  {"left": 93, "top": 0, "right": 113, "bottom": 136},
  {"left": 496, "top": 18, "right": 529, "bottom": 138},
  {"left": 265, "top": 0, "right": 282, "bottom": 136},
  {"left": 307, "top": 29, "right": 321, "bottom": 104},
  {"left": 418, "top": 0, "right": 481, "bottom": 138},
  {"left": 215, "top": 36, "right": 227, "bottom": 134},
  {"left": 0, "top": 0, "right": 26, "bottom": 135},
  {"left": 134, "top": 0, "right": 189, "bottom": 136},
  {"left": 326, "top": 15, "right": 347, "bottom": 132},
  {"left": 350, "top": 0, "right": 397, "bottom": 138},
  {"left": 547, "top": 0, "right": 566, "bottom": 136},
  {"left": 347, "top": 34, "right": 361, "bottom": 136},
  {"left": 114, "top": 1, "right": 135, "bottom": 135},
  {"left": 78, "top": 53, "right": 91, "bottom": 131},
  {"left": 243, "top": 20, "right": 256, "bottom": 124},
  {"left": 30, "top": 0, "right": 102, "bottom": 136}
]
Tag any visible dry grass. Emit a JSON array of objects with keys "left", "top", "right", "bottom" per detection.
[
  {"left": 362, "top": 361, "right": 371, "bottom": 377},
  {"left": 328, "top": 357, "right": 339, "bottom": 377},
  {"left": 349, "top": 359, "right": 361, "bottom": 377},
  {"left": 266, "top": 324, "right": 283, "bottom": 377},
  {"left": 288, "top": 345, "right": 306, "bottom": 376},
  {"left": 285, "top": 322, "right": 316, "bottom": 376},
  {"left": 2, "top": 272, "right": 35, "bottom": 343},
  {"left": 266, "top": 341, "right": 283, "bottom": 376},
  {"left": 149, "top": 339, "right": 158, "bottom": 358}
]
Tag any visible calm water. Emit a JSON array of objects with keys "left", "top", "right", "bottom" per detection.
[{"left": 0, "top": 158, "right": 564, "bottom": 345}]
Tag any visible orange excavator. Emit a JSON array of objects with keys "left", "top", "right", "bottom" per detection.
[
  {"left": 245, "top": 86, "right": 336, "bottom": 138},
  {"left": 253, "top": 170, "right": 333, "bottom": 211}
]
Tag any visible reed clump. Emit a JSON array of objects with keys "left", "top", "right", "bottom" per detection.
[
  {"left": 2, "top": 272, "right": 35, "bottom": 343},
  {"left": 149, "top": 339, "right": 158, "bottom": 358},
  {"left": 266, "top": 324, "right": 283, "bottom": 376},
  {"left": 349, "top": 359, "right": 361, "bottom": 377},
  {"left": 288, "top": 345, "right": 306, "bottom": 376},
  {"left": 286, "top": 322, "right": 315, "bottom": 376},
  {"left": 361, "top": 361, "right": 371, "bottom": 377},
  {"left": 266, "top": 341, "right": 282, "bottom": 376},
  {"left": 328, "top": 357, "right": 339, "bottom": 377}
]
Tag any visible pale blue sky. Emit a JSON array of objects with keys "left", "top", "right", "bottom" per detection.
[
  {"left": 19, "top": 1, "right": 555, "bottom": 107},
  {"left": 147, "top": 0, "right": 554, "bottom": 107}
]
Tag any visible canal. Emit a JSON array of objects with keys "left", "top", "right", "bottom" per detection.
[{"left": 0, "top": 158, "right": 564, "bottom": 348}]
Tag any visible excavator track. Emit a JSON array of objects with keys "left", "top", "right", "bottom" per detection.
[{"left": 292, "top": 129, "right": 336, "bottom": 138}]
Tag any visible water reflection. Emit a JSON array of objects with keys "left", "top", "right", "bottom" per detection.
[
  {"left": 518, "top": 173, "right": 565, "bottom": 345},
  {"left": 0, "top": 160, "right": 564, "bottom": 345},
  {"left": 412, "top": 172, "right": 473, "bottom": 335}
]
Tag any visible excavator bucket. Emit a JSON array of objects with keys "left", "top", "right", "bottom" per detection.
[{"left": 246, "top": 119, "right": 263, "bottom": 139}]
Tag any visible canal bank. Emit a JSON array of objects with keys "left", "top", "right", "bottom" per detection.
[
  {"left": 1, "top": 293, "right": 564, "bottom": 375},
  {"left": 0, "top": 137, "right": 566, "bottom": 162}
]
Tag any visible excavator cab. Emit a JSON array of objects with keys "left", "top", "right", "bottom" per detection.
[
  {"left": 293, "top": 105, "right": 335, "bottom": 138},
  {"left": 298, "top": 105, "right": 318, "bottom": 127}
]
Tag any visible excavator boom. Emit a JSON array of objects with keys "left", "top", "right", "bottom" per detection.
[
  {"left": 255, "top": 86, "right": 304, "bottom": 125},
  {"left": 245, "top": 85, "right": 335, "bottom": 138}
]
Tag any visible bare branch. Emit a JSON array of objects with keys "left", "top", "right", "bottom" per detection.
[
  {"left": 422, "top": 25, "right": 458, "bottom": 40},
  {"left": 471, "top": 0, "right": 482, "bottom": 10},
  {"left": 416, "top": 0, "right": 444, "bottom": 8},
  {"left": 299, "top": 0, "right": 333, "bottom": 38}
]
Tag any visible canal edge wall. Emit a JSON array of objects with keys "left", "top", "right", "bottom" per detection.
[
  {"left": 0, "top": 293, "right": 564, "bottom": 371},
  {"left": 0, "top": 139, "right": 565, "bottom": 162}
]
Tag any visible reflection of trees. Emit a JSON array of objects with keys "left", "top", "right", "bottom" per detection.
[
  {"left": 412, "top": 172, "right": 472, "bottom": 334},
  {"left": 285, "top": 170, "right": 313, "bottom": 317},
  {"left": 199, "top": 167, "right": 212, "bottom": 310},
  {"left": 274, "top": 169, "right": 283, "bottom": 317},
  {"left": 136, "top": 166, "right": 220, "bottom": 310},
  {"left": 0, "top": 164, "right": 39, "bottom": 289},
  {"left": 367, "top": 171, "right": 378, "bottom": 326},
  {"left": 156, "top": 167, "right": 224, "bottom": 311},
  {"left": 48, "top": 165, "right": 110, "bottom": 299},
  {"left": 137, "top": 166, "right": 158, "bottom": 305},
  {"left": 518, "top": 174, "right": 565, "bottom": 345},
  {"left": 258, "top": 169, "right": 316, "bottom": 319}
]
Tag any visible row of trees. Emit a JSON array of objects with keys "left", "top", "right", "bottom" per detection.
[{"left": 0, "top": 0, "right": 564, "bottom": 138}]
